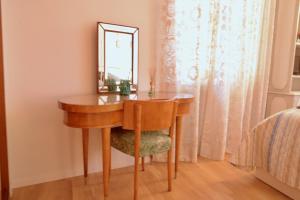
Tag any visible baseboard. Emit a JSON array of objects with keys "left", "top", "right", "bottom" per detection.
[
  {"left": 11, "top": 161, "right": 135, "bottom": 190},
  {"left": 11, "top": 167, "right": 100, "bottom": 189}
]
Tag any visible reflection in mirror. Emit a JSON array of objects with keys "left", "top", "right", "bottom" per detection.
[
  {"left": 98, "top": 22, "right": 139, "bottom": 93},
  {"left": 294, "top": 13, "right": 300, "bottom": 75}
]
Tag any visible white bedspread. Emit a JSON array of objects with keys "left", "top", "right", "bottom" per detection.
[{"left": 230, "top": 108, "right": 300, "bottom": 189}]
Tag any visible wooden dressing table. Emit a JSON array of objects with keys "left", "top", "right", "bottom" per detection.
[{"left": 58, "top": 92, "right": 193, "bottom": 197}]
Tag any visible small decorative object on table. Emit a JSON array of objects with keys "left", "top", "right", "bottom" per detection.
[
  {"left": 105, "top": 78, "right": 117, "bottom": 92},
  {"left": 148, "top": 79, "right": 155, "bottom": 97},
  {"left": 148, "top": 67, "right": 156, "bottom": 97},
  {"left": 119, "top": 80, "right": 131, "bottom": 96}
]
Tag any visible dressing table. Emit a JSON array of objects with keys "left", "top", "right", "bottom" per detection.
[
  {"left": 58, "top": 92, "right": 193, "bottom": 196},
  {"left": 58, "top": 22, "right": 194, "bottom": 197}
]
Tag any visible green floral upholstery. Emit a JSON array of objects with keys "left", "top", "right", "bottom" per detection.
[{"left": 111, "top": 128, "right": 171, "bottom": 157}]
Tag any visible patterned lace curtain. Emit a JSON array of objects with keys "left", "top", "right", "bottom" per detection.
[{"left": 157, "top": 0, "right": 276, "bottom": 161}]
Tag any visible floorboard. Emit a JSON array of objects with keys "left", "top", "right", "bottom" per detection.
[{"left": 11, "top": 158, "right": 291, "bottom": 200}]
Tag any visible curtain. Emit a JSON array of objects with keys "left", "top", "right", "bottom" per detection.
[{"left": 157, "top": 0, "right": 276, "bottom": 161}]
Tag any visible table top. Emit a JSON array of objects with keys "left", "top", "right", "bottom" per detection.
[{"left": 58, "top": 92, "right": 194, "bottom": 113}]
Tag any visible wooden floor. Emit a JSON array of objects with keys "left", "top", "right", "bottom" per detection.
[{"left": 12, "top": 158, "right": 291, "bottom": 200}]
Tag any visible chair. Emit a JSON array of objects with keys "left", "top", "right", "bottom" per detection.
[{"left": 111, "top": 99, "right": 178, "bottom": 200}]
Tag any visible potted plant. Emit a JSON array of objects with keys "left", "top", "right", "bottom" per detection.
[
  {"left": 119, "top": 80, "right": 131, "bottom": 96},
  {"left": 105, "top": 78, "right": 117, "bottom": 92}
]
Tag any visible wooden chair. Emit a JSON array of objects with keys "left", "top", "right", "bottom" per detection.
[{"left": 111, "top": 99, "right": 178, "bottom": 200}]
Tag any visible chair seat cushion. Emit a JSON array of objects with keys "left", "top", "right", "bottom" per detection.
[{"left": 111, "top": 128, "right": 171, "bottom": 157}]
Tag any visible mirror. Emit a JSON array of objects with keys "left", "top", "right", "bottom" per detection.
[
  {"left": 294, "top": 14, "right": 300, "bottom": 75},
  {"left": 98, "top": 22, "right": 139, "bottom": 93}
]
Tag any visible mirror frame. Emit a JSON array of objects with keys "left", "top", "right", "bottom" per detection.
[{"left": 97, "top": 22, "right": 139, "bottom": 93}]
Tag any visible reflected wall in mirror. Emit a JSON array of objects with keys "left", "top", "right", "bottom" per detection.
[
  {"left": 98, "top": 22, "right": 139, "bottom": 93},
  {"left": 294, "top": 13, "right": 300, "bottom": 75}
]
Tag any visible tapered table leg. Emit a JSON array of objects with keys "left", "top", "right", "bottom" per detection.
[
  {"left": 175, "top": 116, "right": 183, "bottom": 178},
  {"left": 102, "top": 127, "right": 111, "bottom": 197},
  {"left": 82, "top": 128, "right": 89, "bottom": 177}
]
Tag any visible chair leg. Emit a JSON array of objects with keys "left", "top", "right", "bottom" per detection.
[
  {"left": 134, "top": 156, "right": 139, "bottom": 200},
  {"left": 150, "top": 155, "right": 153, "bottom": 164},
  {"left": 167, "top": 149, "right": 172, "bottom": 192},
  {"left": 109, "top": 146, "right": 111, "bottom": 182},
  {"left": 133, "top": 104, "right": 142, "bottom": 200},
  {"left": 141, "top": 157, "right": 145, "bottom": 171}
]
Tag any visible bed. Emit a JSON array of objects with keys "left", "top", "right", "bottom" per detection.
[
  {"left": 230, "top": 108, "right": 300, "bottom": 199},
  {"left": 256, "top": 168, "right": 300, "bottom": 199}
]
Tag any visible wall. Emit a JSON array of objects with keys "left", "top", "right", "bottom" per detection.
[{"left": 2, "top": 0, "right": 158, "bottom": 188}]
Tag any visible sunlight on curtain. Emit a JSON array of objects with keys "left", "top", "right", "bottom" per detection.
[
  {"left": 158, "top": 0, "right": 276, "bottom": 161},
  {"left": 175, "top": 0, "right": 263, "bottom": 85}
]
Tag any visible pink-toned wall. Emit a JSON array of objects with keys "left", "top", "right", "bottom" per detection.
[{"left": 2, "top": 0, "right": 158, "bottom": 188}]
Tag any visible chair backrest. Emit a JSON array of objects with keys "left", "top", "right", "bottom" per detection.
[{"left": 122, "top": 99, "right": 178, "bottom": 131}]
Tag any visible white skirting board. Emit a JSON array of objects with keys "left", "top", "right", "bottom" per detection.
[{"left": 255, "top": 168, "right": 300, "bottom": 200}]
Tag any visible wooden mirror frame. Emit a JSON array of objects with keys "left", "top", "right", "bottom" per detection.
[{"left": 97, "top": 22, "right": 139, "bottom": 94}]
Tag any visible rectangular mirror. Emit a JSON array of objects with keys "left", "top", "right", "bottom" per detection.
[{"left": 98, "top": 22, "right": 139, "bottom": 93}]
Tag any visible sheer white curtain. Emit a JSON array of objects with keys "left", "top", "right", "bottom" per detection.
[{"left": 157, "top": 0, "right": 276, "bottom": 161}]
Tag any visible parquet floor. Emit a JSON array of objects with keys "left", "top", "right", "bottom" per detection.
[{"left": 12, "top": 158, "right": 290, "bottom": 200}]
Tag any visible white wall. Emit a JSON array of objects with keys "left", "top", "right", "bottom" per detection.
[{"left": 2, "top": 0, "right": 158, "bottom": 188}]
